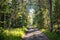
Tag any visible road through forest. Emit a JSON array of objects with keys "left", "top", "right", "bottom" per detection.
[{"left": 23, "top": 28, "right": 49, "bottom": 40}]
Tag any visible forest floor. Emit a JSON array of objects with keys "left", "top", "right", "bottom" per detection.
[{"left": 23, "top": 28, "right": 49, "bottom": 40}]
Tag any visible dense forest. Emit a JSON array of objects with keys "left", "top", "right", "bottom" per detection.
[{"left": 0, "top": 0, "right": 60, "bottom": 40}]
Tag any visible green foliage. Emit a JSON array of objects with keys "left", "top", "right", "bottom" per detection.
[
  {"left": 0, "top": 0, "right": 28, "bottom": 28},
  {"left": 53, "top": 0, "right": 60, "bottom": 23},
  {"left": 0, "top": 27, "right": 27, "bottom": 40},
  {"left": 44, "top": 30, "right": 60, "bottom": 40},
  {"left": 0, "top": 0, "right": 60, "bottom": 40},
  {"left": 0, "top": 31, "right": 23, "bottom": 40},
  {"left": 52, "top": 0, "right": 60, "bottom": 31},
  {"left": 33, "top": 8, "right": 43, "bottom": 29}
]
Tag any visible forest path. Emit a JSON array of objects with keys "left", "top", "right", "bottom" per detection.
[{"left": 23, "top": 27, "right": 49, "bottom": 40}]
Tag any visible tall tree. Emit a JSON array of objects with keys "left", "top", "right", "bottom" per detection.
[
  {"left": 49, "top": 0, "right": 53, "bottom": 32},
  {"left": 54, "top": 0, "right": 60, "bottom": 31}
]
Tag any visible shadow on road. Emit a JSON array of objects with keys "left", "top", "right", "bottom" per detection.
[{"left": 23, "top": 28, "right": 49, "bottom": 40}]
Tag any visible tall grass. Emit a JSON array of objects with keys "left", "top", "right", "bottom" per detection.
[
  {"left": 0, "top": 27, "right": 27, "bottom": 40},
  {"left": 43, "top": 29, "right": 60, "bottom": 40}
]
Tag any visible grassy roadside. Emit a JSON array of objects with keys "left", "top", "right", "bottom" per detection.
[
  {"left": 0, "top": 27, "right": 28, "bottom": 40},
  {"left": 41, "top": 29, "right": 60, "bottom": 40}
]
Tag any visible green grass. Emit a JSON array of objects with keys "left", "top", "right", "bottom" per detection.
[
  {"left": 43, "top": 29, "right": 60, "bottom": 40},
  {"left": 0, "top": 27, "right": 28, "bottom": 40}
]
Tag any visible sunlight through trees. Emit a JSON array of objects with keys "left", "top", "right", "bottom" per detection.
[{"left": 0, "top": 0, "right": 60, "bottom": 40}]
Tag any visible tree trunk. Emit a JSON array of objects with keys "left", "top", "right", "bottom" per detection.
[{"left": 49, "top": 0, "right": 53, "bottom": 32}]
